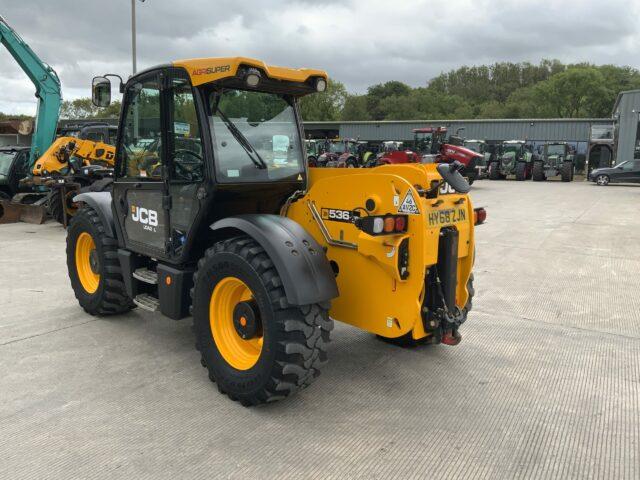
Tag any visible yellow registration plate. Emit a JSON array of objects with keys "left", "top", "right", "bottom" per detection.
[{"left": 427, "top": 208, "right": 467, "bottom": 227}]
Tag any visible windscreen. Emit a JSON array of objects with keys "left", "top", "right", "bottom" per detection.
[
  {"left": 547, "top": 144, "right": 565, "bottom": 156},
  {"left": 209, "top": 89, "right": 304, "bottom": 182}
]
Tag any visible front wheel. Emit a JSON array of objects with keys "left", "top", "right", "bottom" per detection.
[
  {"left": 532, "top": 161, "right": 545, "bottom": 181},
  {"left": 66, "top": 207, "right": 134, "bottom": 315},
  {"left": 192, "top": 236, "right": 333, "bottom": 406},
  {"left": 515, "top": 161, "right": 527, "bottom": 181},
  {"left": 488, "top": 162, "right": 501, "bottom": 180},
  {"left": 596, "top": 174, "right": 609, "bottom": 186},
  {"left": 560, "top": 162, "right": 573, "bottom": 182}
]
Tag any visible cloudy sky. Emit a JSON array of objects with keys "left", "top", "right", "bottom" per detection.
[{"left": 1, "top": 0, "right": 639, "bottom": 115}]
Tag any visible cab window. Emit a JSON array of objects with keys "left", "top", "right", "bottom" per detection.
[
  {"left": 169, "top": 75, "right": 204, "bottom": 182},
  {"left": 121, "top": 75, "right": 163, "bottom": 179}
]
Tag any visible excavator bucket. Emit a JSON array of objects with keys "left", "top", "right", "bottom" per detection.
[{"left": 0, "top": 198, "right": 47, "bottom": 225}]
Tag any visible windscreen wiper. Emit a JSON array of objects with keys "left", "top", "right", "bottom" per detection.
[{"left": 215, "top": 106, "right": 267, "bottom": 170}]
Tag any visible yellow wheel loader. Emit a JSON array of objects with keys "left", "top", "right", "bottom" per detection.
[
  {"left": 66, "top": 57, "right": 485, "bottom": 406},
  {"left": 28, "top": 135, "right": 116, "bottom": 224}
]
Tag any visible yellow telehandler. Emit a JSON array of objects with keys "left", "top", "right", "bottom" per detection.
[{"left": 66, "top": 57, "right": 484, "bottom": 405}]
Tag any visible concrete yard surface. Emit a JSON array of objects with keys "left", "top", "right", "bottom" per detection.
[{"left": 1, "top": 180, "right": 640, "bottom": 479}]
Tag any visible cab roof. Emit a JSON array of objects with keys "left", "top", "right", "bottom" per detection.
[{"left": 172, "top": 56, "right": 328, "bottom": 87}]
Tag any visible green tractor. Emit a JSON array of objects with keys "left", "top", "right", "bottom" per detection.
[
  {"left": 532, "top": 142, "right": 574, "bottom": 182},
  {"left": 488, "top": 140, "right": 533, "bottom": 181}
]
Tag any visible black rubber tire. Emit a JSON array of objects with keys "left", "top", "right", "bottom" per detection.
[
  {"left": 192, "top": 235, "right": 333, "bottom": 406},
  {"left": 308, "top": 156, "right": 317, "bottom": 167},
  {"left": 66, "top": 206, "right": 134, "bottom": 316},
  {"left": 488, "top": 162, "right": 501, "bottom": 180},
  {"left": 532, "top": 161, "right": 545, "bottom": 181},
  {"left": 47, "top": 188, "right": 64, "bottom": 224},
  {"left": 0, "top": 190, "right": 10, "bottom": 200},
  {"left": 345, "top": 157, "right": 357, "bottom": 168},
  {"left": 515, "top": 162, "right": 527, "bottom": 181},
  {"left": 596, "top": 174, "right": 609, "bottom": 186},
  {"left": 560, "top": 162, "right": 573, "bottom": 182},
  {"left": 379, "top": 274, "right": 475, "bottom": 347}
]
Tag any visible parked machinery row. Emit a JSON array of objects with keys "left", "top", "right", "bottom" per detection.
[{"left": 305, "top": 127, "right": 484, "bottom": 185}]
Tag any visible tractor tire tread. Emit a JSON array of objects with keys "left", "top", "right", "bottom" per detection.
[
  {"left": 191, "top": 235, "right": 333, "bottom": 405},
  {"left": 67, "top": 207, "right": 134, "bottom": 316}
]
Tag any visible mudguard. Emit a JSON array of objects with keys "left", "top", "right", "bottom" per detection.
[
  {"left": 211, "top": 214, "right": 339, "bottom": 306},
  {"left": 73, "top": 191, "right": 115, "bottom": 237}
]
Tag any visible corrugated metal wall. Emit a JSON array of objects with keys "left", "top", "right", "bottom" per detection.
[
  {"left": 613, "top": 91, "right": 640, "bottom": 161},
  {"left": 327, "top": 119, "right": 614, "bottom": 142}
]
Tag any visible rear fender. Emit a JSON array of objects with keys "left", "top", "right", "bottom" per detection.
[
  {"left": 73, "top": 191, "right": 115, "bottom": 237},
  {"left": 210, "top": 214, "right": 338, "bottom": 306}
]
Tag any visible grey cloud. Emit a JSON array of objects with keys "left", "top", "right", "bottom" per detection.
[{"left": 0, "top": 0, "right": 638, "bottom": 113}]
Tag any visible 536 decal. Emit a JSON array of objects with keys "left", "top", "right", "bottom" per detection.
[{"left": 321, "top": 208, "right": 355, "bottom": 223}]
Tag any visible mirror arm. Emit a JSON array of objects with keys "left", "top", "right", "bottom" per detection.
[{"left": 103, "top": 74, "right": 125, "bottom": 93}]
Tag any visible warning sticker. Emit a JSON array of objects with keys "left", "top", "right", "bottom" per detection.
[{"left": 398, "top": 190, "right": 420, "bottom": 215}]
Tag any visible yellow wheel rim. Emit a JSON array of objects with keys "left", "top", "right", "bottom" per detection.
[
  {"left": 75, "top": 232, "right": 100, "bottom": 294},
  {"left": 209, "top": 277, "right": 263, "bottom": 370}
]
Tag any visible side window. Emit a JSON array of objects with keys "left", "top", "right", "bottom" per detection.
[
  {"left": 121, "top": 76, "right": 163, "bottom": 179},
  {"left": 621, "top": 162, "right": 634, "bottom": 171},
  {"left": 16, "top": 152, "right": 28, "bottom": 176},
  {"left": 169, "top": 75, "right": 203, "bottom": 182}
]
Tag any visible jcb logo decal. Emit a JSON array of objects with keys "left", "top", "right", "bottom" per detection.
[
  {"left": 321, "top": 208, "right": 353, "bottom": 223},
  {"left": 439, "top": 183, "right": 456, "bottom": 195},
  {"left": 192, "top": 65, "right": 231, "bottom": 76},
  {"left": 131, "top": 205, "right": 158, "bottom": 231}
]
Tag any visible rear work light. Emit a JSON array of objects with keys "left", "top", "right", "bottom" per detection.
[
  {"left": 356, "top": 214, "right": 409, "bottom": 236},
  {"left": 474, "top": 207, "right": 487, "bottom": 225}
]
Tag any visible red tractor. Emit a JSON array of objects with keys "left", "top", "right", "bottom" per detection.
[
  {"left": 316, "top": 138, "right": 361, "bottom": 167},
  {"left": 375, "top": 141, "right": 421, "bottom": 166},
  {"left": 413, "top": 127, "right": 483, "bottom": 184}
]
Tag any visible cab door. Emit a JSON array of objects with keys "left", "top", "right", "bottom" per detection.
[
  {"left": 165, "top": 69, "right": 206, "bottom": 261},
  {"left": 112, "top": 71, "right": 170, "bottom": 258}
]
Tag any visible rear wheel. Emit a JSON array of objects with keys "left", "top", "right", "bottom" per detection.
[
  {"left": 532, "top": 161, "right": 545, "bottom": 181},
  {"left": 379, "top": 274, "right": 475, "bottom": 347},
  {"left": 192, "top": 236, "right": 333, "bottom": 406},
  {"left": 515, "top": 161, "right": 527, "bottom": 181},
  {"left": 47, "top": 188, "right": 64, "bottom": 224},
  {"left": 66, "top": 207, "right": 134, "bottom": 315},
  {"left": 308, "top": 156, "right": 317, "bottom": 167},
  {"left": 596, "top": 174, "right": 609, "bottom": 186},
  {"left": 560, "top": 161, "right": 573, "bottom": 182}
]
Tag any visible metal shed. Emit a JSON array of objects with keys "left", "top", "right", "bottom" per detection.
[{"left": 305, "top": 119, "right": 614, "bottom": 143}]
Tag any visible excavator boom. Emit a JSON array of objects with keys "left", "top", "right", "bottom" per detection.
[{"left": 0, "top": 15, "right": 62, "bottom": 168}]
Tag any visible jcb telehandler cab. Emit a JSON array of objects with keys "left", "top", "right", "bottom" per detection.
[{"left": 67, "top": 57, "right": 482, "bottom": 406}]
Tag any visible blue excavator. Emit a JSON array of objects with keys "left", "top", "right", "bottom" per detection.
[
  {"left": 0, "top": 15, "right": 60, "bottom": 223},
  {"left": 0, "top": 15, "right": 115, "bottom": 225}
]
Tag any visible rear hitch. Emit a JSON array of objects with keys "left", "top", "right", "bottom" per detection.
[{"left": 441, "top": 328, "right": 462, "bottom": 346}]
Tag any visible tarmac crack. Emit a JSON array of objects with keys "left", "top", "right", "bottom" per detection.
[
  {"left": 475, "top": 308, "right": 640, "bottom": 341},
  {"left": 0, "top": 318, "right": 98, "bottom": 347}
]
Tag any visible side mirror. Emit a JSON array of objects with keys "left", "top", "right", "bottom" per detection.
[{"left": 92, "top": 76, "right": 111, "bottom": 107}]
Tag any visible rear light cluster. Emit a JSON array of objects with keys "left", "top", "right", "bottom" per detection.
[
  {"left": 355, "top": 214, "right": 408, "bottom": 235},
  {"left": 474, "top": 207, "right": 487, "bottom": 225}
]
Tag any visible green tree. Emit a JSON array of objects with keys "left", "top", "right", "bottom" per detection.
[
  {"left": 341, "top": 94, "right": 370, "bottom": 120},
  {"left": 366, "top": 81, "right": 412, "bottom": 120},
  {"left": 533, "top": 67, "right": 609, "bottom": 117},
  {"left": 60, "top": 97, "right": 121, "bottom": 119},
  {"left": 299, "top": 79, "right": 347, "bottom": 121}
]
